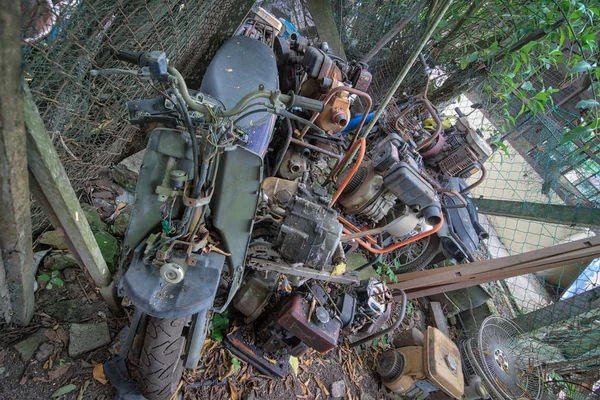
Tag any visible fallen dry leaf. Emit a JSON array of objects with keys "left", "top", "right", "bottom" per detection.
[
  {"left": 77, "top": 380, "right": 91, "bottom": 400},
  {"left": 315, "top": 377, "right": 330, "bottom": 396},
  {"left": 229, "top": 380, "right": 238, "bottom": 400},
  {"left": 93, "top": 363, "right": 108, "bottom": 384},
  {"left": 48, "top": 363, "right": 71, "bottom": 380},
  {"left": 268, "top": 380, "right": 275, "bottom": 394}
]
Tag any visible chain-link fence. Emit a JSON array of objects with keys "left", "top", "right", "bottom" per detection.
[{"left": 22, "top": 0, "right": 255, "bottom": 233}]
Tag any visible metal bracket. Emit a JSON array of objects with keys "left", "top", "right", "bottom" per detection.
[{"left": 183, "top": 181, "right": 213, "bottom": 207}]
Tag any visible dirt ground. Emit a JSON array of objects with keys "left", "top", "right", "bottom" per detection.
[
  {"left": 0, "top": 177, "right": 430, "bottom": 400},
  {"left": 0, "top": 265, "right": 119, "bottom": 400},
  {"left": 0, "top": 260, "right": 418, "bottom": 400}
]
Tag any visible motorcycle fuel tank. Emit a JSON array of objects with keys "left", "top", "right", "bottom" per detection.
[{"left": 200, "top": 35, "right": 278, "bottom": 157}]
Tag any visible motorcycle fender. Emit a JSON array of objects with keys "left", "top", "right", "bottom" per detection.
[{"left": 120, "top": 241, "right": 225, "bottom": 319}]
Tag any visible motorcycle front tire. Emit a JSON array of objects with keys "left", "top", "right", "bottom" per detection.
[{"left": 139, "top": 317, "right": 187, "bottom": 400}]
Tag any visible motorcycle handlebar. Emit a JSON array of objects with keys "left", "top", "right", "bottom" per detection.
[
  {"left": 115, "top": 50, "right": 150, "bottom": 67},
  {"left": 286, "top": 92, "right": 324, "bottom": 112},
  {"left": 114, "top": 52, "right": 325, "bottom": 120}
]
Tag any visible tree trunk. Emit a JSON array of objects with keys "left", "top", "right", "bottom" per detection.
[
  {"left": 306, "top": 0, "right": 347, "bottom": 59},
  {"left": 362, "top": 2, "right": 426, "bottom": 64},
  {"left": 0, "top": 1, "right": 35, "bottom": 325},
  {"left": 493, "top": 18, "right": 565, "bottom": 61}
]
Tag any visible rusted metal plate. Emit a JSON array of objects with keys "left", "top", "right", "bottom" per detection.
[{"left": 224, "top": 329, "right": 289, "bottom": 378}]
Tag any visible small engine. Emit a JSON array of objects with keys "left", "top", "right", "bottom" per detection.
[
  {"left": 338, "top": 133, "right": 442, "bottom": 227},
  {"left": 421, "top": 116, "right": 493, "bottom": 179},
  {"left": 378, "top": 327, "right": 465, "bottom": 399},
  {"left": 274, "top": 33, "right": 371, "bottom": 134},
  {"left": 276, "top": 184, "right": 342, "bottom": 268}
]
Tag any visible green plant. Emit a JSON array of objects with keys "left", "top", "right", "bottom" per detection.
[
  {"left": 376, "top": 262, "right": 398, "bottom": 283},
  {"left": 38, "top": 270, "right": 64, "bottom": 289},
  {"left": 432, "top": 0, "right": 599, "bottom": 143}
]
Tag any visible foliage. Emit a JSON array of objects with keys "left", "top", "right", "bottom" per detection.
[
  {"left": 376, "top": 262, "right": 398, "bottom": 283},
  {"left": 38, "top": 270, "right": 64, "bottom": 290},
  {"left": 431, "top": 0, "right": 599, "bottom": 143},
  {"left": 210, "top": 312, "right": 230, "bottom": 342}
]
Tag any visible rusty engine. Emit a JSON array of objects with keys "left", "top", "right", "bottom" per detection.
[{"left": 225, "top": 25, "right": 488, "bottom": 379}]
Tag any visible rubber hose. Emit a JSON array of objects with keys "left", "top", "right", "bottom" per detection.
[{"left": 350, "top": 289, "right": 407, "bottom": 348}]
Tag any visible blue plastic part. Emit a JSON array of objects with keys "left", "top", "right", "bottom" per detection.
[
  {"left": 341, "top": 111, "right": 375, "bottom": 134},
  {"left": 278, "top": 18, "right": 299, "bottom": 38}
]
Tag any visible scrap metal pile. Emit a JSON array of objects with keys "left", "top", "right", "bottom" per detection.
[
  {"left": 106, "top": 9, "right": 496, "bottom": 399},
  {"left": 221, "top": 17, "right": 494, "bottom": 381}
]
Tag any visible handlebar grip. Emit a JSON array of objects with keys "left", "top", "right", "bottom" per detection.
[
  {"left": 115, "top": 50, "right": 148, "bottom": 66},
  {"left": 288, "top": 93, "right": 324, "bottom": 112},
  {"left": 454, "top": 107, "right": 466, "bottom": 117}
]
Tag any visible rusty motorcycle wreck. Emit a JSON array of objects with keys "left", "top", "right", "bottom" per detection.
[{"left": 96, "top": 8, "right": 489, "bottom": 400}]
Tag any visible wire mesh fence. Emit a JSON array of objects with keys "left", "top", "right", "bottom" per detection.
[
  {"left": 21, "top": 0, "right": 599, "bottom": 396},
  {"left": 22, "top": 0, "right": 254, "bottom": 233}
]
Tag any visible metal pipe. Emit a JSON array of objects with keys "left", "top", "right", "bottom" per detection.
[
  {"left": 341, "top": 226, "right": 386, "bottom": 241},
  {"left": 459, "top": 161, "right": 487, "bottom": 194},
  {"left": 299, "top": 86, "right": 373, "bottom": 139},
  {"left": 289, "top": 137, "right": 342, "bottom": 159},
  {"left": 361, "top": 0, "right": 454, "bottom": 136},
  {"left": 356, "top": 254, "right": 382, "bottom": 272},
  {"left": 351, "top": 289, "right": 407, "bottom": 347},
  {"left": 330, "top": 138, "right": 366, "bottom": 206},
  {"left": 417, "top": 171, "right": 467, "bottom": 209},
  {"left": 415, "top": 97, "right": 443, "bottom": 152},
  {"left": 438, "top": 188, "right": 468, "bottom": 208},
  {"left": 339, "top": 214, "right": 444, "bottom": 255}
]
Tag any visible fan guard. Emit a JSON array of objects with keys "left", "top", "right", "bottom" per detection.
[{"left": 460, "top": 316, "right": 546, "bottom": 400}]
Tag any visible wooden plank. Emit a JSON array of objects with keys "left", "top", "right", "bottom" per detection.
[
  {"left": 395, "top": 247, "right": 599, "bottom": 291},
  {"left": 471, "top": 198, "right": 600, "bottom": 228},
  {"left": 390, "top": 236, "right": 600, "bottom": 291},
  {"left": 0, "top": 3, "right": 34, "bottom": 325},
  {"left": 399, "top": 255, "right": 596, "bottom": 300},
  {"left": 429, "top": 302, "right": 450, "bottom": 337},
  {"left": 23, "top": 85, "right": 112, "bottom": 289}
]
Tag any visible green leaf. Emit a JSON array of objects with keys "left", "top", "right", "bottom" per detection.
[
  {"left": 575, "top": 99, "right": 600, "bottom": 109},
  {"left": 468, "top": 51, "right": 480, "bottom": 62},
  {"left": 210, "top": 313, "right": 230, "bottom": 342},
  {"left": 50, "top": 277, "right": 64, "bottom": 288},
  {"left": 559, "top": 27, "right": 566, "bottom": 47},
  {"left": 51, "top": 384, "right": 77, "bottom": 398},
  {"left": 571, "top": 61, "right": 592, "bottom": 73},
  {"left": 231, "top": 357, "right": 241, "bottom": 373},
  {"left": 492, "top": 141, "right": 510, "bottom": 157},
  {"left": 51, "top": 270, "right": 60, "bottom": 277},
  {"left": 460, "top": 56, "right": 469, "bottom": 70},
  {"left": 560, "top": 125, "right": 594, "bottom": 144},
  {"left": 38, "top": 274, "right": 50, "bottom": 282},
  {"left": 520, "top": 41, "right": 538, "bottom": 54},
  {"left": 521, "top": 81, "right": 534, "bottom": 91},
  {"left": 437, "top": 19, "right": 448, "bottom": 29}
]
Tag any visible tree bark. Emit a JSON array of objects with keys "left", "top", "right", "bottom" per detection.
[
  {"left": 493, "top": 18, "right": 565, "bottom": 61},
  {"left": 306, "top": 0, "right": 347, "bottom": 60},
  {"left": 361, "top": 2, "right": 425, "bottom": 64},
  {"left": 0, "top": 2, "right": 35, "bottom": 325}
]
